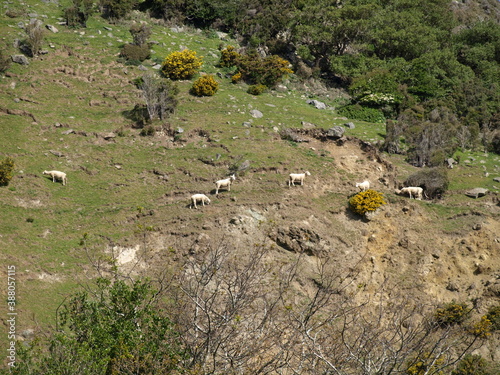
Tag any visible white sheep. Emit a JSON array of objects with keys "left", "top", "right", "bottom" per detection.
[
  {"left": 215, "top": 174, "right": 236, "bottom": 195},
  {"left": 190, "top": 194, "right": 211, "bottom": 209},
  {"left": 43, "top": 170, "right": 67, "bottom": 185},
  {"left": 356, "top": 180, "right": 370, "bottom": 192},
  {"left": 400, "top": 186, "right": 423, "bottom": 200},
  {"left": 288, "top": 171, "right": 311, "bottom": 187}
]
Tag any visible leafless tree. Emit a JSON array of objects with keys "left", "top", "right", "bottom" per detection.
[
  {"left": 24, "top": 19, "right": 45, "bottom": 57},
  {"left": 139, "top": 72, "right": 178, "bottom": 121}
]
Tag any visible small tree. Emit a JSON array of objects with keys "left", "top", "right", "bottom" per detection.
[
  {"left": 129, "top": 23, "right": 152, "bottom": 46},
  {"left": 0, "top": 157, "right": 14, "bottom": 186},
  {"left": 139, "top": 72, "right": 179, "bottom": 121},
  {"left": 100, "top": 0, "right": 139, "bottom": 20},
  {"left": 23, "top": 19, "right": 45, "bottom": 57}
]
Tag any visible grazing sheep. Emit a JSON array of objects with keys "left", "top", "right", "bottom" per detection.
[
  {"left": 215, "top": 174, "right": 236, "bottom": 195},
  {"left": 400, "top": 186, "right": 424, "bottom": 200},
  {"left": 288, "top": 171, "right": 311, "bottom": 187},
  {"left": 355, "top": 180, "right": 370, "bottom": 192},
  {"left": 190, "top": 194, "right": 211, "bottom": 209},
  {"left": 43, "top": 170, "right": 67, "bottom": 185}
]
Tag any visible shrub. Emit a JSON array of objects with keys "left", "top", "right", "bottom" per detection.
[
  {"left": 161, "top": 49, "right": 203, "bottom": 80},
  {"left": 337, "top": 104, "right": 386, "bottom": 123},
  {"left": 63, "top": 0, "right": 95, "bottom": 28},
  {"left": 129, "top": 23, "right": 151, "bottom": 46},
  {"left": 404, "top": 167, "right": 449, "bottom": 199},
  {"left": 140, "top": 125, "right": 155, "bottom": 136},
  {"left": 247, "top": 84, "right": 267, "bottom": 96},
  {"left": 349, "top": 189, "right": 386, "bottom": 216},
  {"left": 0, "top": 48, "right": 11, "bottom": 73},
  {"left": 231, "top": 72, "right": 242, "bottom": 83},
  {"left": 485, "top": 305, "right": 500, "bottom": 330},
  {"left": 0, "top": 157, "right": 15, "bottom": 186},
  {"left": 236, "top": 51, "right": 293, "bottom": 87},
  {"left": 452, "top": 354, "right": 489, "bottom": 375},
  {"left": 434, "top": 302, "right": 469, "bottom": 327},
  {"left": 190, "top": 75, "right": 219, "bottom": 96},
  {"left": 139, "top": 72, "right": 179, "bottom": 121},
  {"left": 120, "top": 43, "right": 150, "bottom": 63},
  {"left": 219, "top": 45, "right": 240, "bottom": 68},
  {"left": 469, "top": 315, "right": 492, "bottom": 338},
  {"left": 406, "top": 353, "right": 445, "bottom": 375},
  {"left": 100, "top": 0, "right": 138, "bottom": 20},
  {"left": 23, "top": 19, "right": 45, "bottom": 57}
]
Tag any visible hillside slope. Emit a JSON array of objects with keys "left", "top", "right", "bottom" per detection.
[{"left": 0, "top": 1, "right": 499, "bottom": 371}]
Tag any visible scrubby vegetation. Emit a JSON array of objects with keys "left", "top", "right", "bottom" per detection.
[
  {"left": 434, "top": 301, "right": 470, "bottom": 327},
  {"left": 190, "top": 75, "right": 219, "bottom": 96},
  {"left": 0, "top": 157, "right": 14, "bottom": 186},
  {"left": 161, "top": 49, "right": 203, "bottom": 80},
  {"left": 404, "top": 168, "right": 449, "bottom": 199},
  {"left": 348, "top": 189, "right": 386, "bottom": 216}
]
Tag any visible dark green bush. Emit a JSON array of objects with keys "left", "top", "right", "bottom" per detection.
[
  {"left": 337, "top": 104, "right": 386, "bottom": 123},
  {"left": 247, "top": 84, "right": 267, "bottom": 96},
  {"left": 404, "top": 167, "right": 449, "bottom": 199},
  {"left": 100, "top": 0, "right": 138, "bottom": 20},
  {"left": 64, "top": 0, "right": 95, "bottom": 28},
  {"left": 434, "top": 302, "right": 469, "bottom": 327},
  {"left": 120, "top": 43, "right": 150, "bottom": 63},
  {"left": 0, "top": 157, "right": 15, "bottom": 186}
]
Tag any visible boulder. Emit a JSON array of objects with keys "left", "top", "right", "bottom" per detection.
[
  {"left": 46, "top": 24, "right": 58, "bottom": 33},
  {"left": 250, "top": 109, "right": 263, "bottom": 118},
  {"left": 344, "top": 122, "right": 355, "bottom": 129},
  {"left": 306, "top": 99, "right": 326, "bottom": 110},
  {"left": 465, "top": 188, "right": 488, "bottom": 198},
  {"left": 327, "top": 126, "right": 345, "bottom": 139},
  {"left": 11, "top": 55, "right": 29, "bottom": 65}
]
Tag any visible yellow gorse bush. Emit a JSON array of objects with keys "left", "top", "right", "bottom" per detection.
[
  {"left": 191, "top": 75, "right": 219, "bottom": 97},
  {"left": 0, "top": 157, "right": 15, "bottom": 186},
  {"left": 161, "top": 49, "right": 203, "bottom": 80},
  {"left": 469, "top": 315, "right": 492, "bottom": 338},
  {"left": 348, "top": 189, "right": 386, "bottom": 215}
]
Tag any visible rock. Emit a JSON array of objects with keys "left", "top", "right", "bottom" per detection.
[
  {"left": 45, "top": 24, "right": 58, "bottom": 33},
  {"left": 61, "top": 129, "right": 75, "bottom": 135},
  {"left": 176, "top": 127, "right": 184, "bottom": 134},
  {"left": 493, "top": 177, "right": 500, "bottom": 183},
  {"left": 101, "top": 132, "right": 116, "bottom": 140},
  {"left": 446, "top": 282, "right": 459, "bottom": 292},
  {"left": 49, "top": 150, "right": 64, "bottom": 157},
  {"left": 446, "top": 158, "right": 457, "bottom": 169},
  {"left": 344, "top": 122, "right": 355, "bottom": 129},
  {"left": 465, "top": 188, "right": 488, "bottom": 198},
  {"left": 11, "top": 55, "right": 29, "bottom": 65},
  {"left": 242, "top": 121, "right": 252, "bottom": 128},
  {"left": 306, "top": 99, "right": 326, "bottom": 110},
  {"left": 301, "top": 121, "right": 316, "bottom": 129},
  {"left": 250, "top": 109, "right": 263, "bottom": 118},
  {"left": 327, "top": 126, "right": 345, "bottom": 139}
]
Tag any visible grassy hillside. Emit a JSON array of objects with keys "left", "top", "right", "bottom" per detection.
[{"left": 1, "top": 0, "right": 500, "bottom": 371}]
